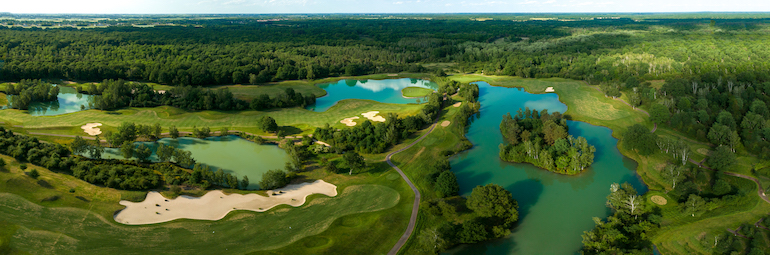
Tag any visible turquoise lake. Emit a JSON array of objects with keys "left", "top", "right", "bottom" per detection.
[
  {"left": 3, "top": 85, "right": 95, "bottom": 116},
  {"left": 307, "top": 78, "right": 437, "bottom": 112},
  {"left": 447, "top": 82, "right": 647, "bottom": 255},
  {"left": 102, "top": 136, "right": 289, "bottom": 190}
]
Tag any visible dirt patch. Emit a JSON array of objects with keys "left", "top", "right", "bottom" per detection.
[
  {"left": 441, "top": 121, "right": 451, "bottom": 127},
  {"left": 651, "top": 195, "right": 667, "bottom": 205},
  {"left": 697, "top": 148, "right": 711, "bottom": 155},
  {"left": 452, "top": 102, "right": 462, "bottom": 107}
]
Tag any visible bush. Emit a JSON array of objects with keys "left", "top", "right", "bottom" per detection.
[
  {"left": 28, "top": 169, "right": 39, "bottom": 179},
  {"left": 259, "top": 169, "right": 290, "bottom": 190},
  {"left": 435, "top": 171, "right": 459, "bottom": 198},
  {"left": 20, "top": 164, "right": 27, "bottom": 170}
]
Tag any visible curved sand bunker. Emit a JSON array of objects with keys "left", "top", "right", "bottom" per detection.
[
  {"left": 362, "top": 111, "right": 386, "bottom": 122},
  {"left": 114, "top": 180, "right": 337, "bottom": 225},
  {"left": 545, "top": 87, "right": 555, "bottom": 93},
  {"left": 341, "top": 116, "right": 360, "bottom": 126},
  {"left": 441, "top": 121, "right": 451, "bottom": 127},
  {"left": 650, "top": 195, "right": 667, "bottom": 205},
  {"left": 452, "top": 102, "right": 462, "bottom": 107},
  {"left": 81, "top": 123, "right": 103, "bottom": 135}
]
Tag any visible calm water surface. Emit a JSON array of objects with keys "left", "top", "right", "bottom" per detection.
[
  {"left": 103, "top": 136, "right": 289, "bottom": 189},
  {"left": 448, "top": 82, "right": 647, "bottom": 255},
  {"left": 307, "top": 78, "right": 437, "bottom": 112},
  {"left": 3, "top": 85, "right": 95, "bottom": 116}
]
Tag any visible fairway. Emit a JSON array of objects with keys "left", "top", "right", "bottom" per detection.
[{"left": 401, "top": 87, "right": 433, "bottom": 98}]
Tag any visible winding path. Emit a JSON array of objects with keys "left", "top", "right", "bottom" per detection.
[
  {"left": 386, "top": 117, "right": 441, "bottom": 255},
  {"left": 688, "top": 158, "right": 770, "bottom": 204}
]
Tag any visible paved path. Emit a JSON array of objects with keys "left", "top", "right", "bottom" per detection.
[{"left": 386, "top": 117, "right": 441, "bottom": 255}]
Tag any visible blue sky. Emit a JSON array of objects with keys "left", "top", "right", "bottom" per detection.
[{"left": 3, "top": 0, "right": 770, "bottom": 14}]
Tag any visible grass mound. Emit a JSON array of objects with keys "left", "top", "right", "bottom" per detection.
[{"left": 401, "top": 87, "right": 433, "bottom": 98}]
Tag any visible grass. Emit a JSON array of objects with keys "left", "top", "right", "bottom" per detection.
[
  {"left": 0, "top": 100, "right": 424, "bottom": 137},
  {"left": 401, "top": 87, "right": 433, "bottom": 98},
  {"left": 0, "top": 152, "right": 414, "bottom": 254},
  {"left": 0, "top": 92, "right": 7, "bottom": 106}
]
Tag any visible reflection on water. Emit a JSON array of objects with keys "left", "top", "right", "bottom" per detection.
[
  {"left": 3, "top": 85, "right": 96, "bottom": 116},
  {"left": 448, "top": 82, "right": 647, "bottom": 255},
  {"left": 307, "top": 78, "right": 437, "bottom": 112},
  {"left": 101, "top": 136, "right": 290, "bottom": 189}
]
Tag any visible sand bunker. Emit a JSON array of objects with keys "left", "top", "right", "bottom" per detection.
[
  {"left": 387, "top": 74, "right": 399, "bottom": 77},
  {"left": 81, "top": 123, "right": 103, "bottom": 136},
  {"left": 441, "top": 121, "right": 451, "bottom": 127},
  {"left": 115, "top": 180, "right": 337, "bottom": 225},
  {"left": 650, "top": 195, "right": 667, "bottom": 205},
  {"left": 341, "top": 116, "right": 360, "bottom": 126},
  {"left": 453, "top": 102, "right": 462, "bottom": 107},
  {"left": 362, "top": 111, "right": 386, "bottom": 122},
  {"left": 545, "top": 87, "right": 555, "bottom": 92}
]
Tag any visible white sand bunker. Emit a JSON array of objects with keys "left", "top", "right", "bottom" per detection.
[
  {"left": 545, "top": 87, "right": 555, "bottom": 92},
  {"left": 441, "top": 121, "right": 451, "bottom": 127},
  {"left": 115, "top": 180, "right": 338, "bottom": 225},
  {"left": 387, "top": 74, "right": 399, "bottom": 76},
  {"left": 81, "top": 123, "right": 103, "bottom": 135},
  {"left": 453, "top": 102, "right": 462, "bottom": 107},
  {"left": 341, "top": 116, "right": 360, "bottom": 126},
  {"left": 362, "top": 111, "right": 386, "bottom": 122}
]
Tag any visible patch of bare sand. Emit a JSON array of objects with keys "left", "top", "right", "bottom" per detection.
[
  {"left": 81, "top": 123, "right": 103, "bottom": 136},
  {"left": 651, "top": 195, "right": 667, "bottom": 205},
  {"left": 452, "top": 102, "right": 462, "bottom": 107},
  {"left": 362, "top": 111, "right": 386, "bottom": 122},
  {"left": 341, "top": 116, "right": 360, "bottom": 126},
  {"left": 114, "top": 180, "right": 338, "bottom": 225},
  {"left": 441, "top": 120, "right": 451, "bottom": 127},
  {"left": 697, "top": 148, "right": 711, "bottom": 155},
  {"left": 387, "top": 74, "right": 399, "bottom": 77},
  {"left": 545, "top": 87, "right": 555, "bottom": 92}
]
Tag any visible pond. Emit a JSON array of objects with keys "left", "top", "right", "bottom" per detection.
[
  {"left": 448, "top": 82, "right": 647, "bottom": 255},
  {"left": 2, "top": 85, "right": 95, "bottom": 116},
  {"left": 102, "top": 136, "right": 290, "bottom": 190},
  {"left": 307, "top": 78, "right": 437, "bottom": 112}
]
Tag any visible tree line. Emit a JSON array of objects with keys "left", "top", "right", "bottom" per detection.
[
  {"left": 498, "top": 108, "right": 596, "bottom": 175},
  {"left": 3, "top": 79, "right": 59, "bottom": 110}
]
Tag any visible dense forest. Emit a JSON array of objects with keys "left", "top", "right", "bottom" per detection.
[
  {"left": 498, "top": 108, "right": 596, "bottom": 175},
  {"left": 3, "top": 79, "right": 59, "bottom": 110}
]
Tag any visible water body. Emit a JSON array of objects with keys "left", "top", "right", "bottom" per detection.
[
  {"left": 2, "top": 85, "right": 95, "bottom": 116},
  {"left": 448, "top": 82, "right": 647, "bottom": 255},
  {"left": 307, "top": 78, "right": 437, "bottom": 112},
  {"left": 102, "top": 136, "right": 290, "bottom": 189}
]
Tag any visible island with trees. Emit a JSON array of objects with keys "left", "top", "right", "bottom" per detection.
[{"left": 498, "top": 108, "right": 596, "bottom": 175}]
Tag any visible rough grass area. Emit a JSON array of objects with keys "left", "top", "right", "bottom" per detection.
[
  {"left": 0, "top": 92, "right": 7, "bottom": 106},
  {"left": 0, "top": 100, "right": 423, "bottom": 136},
  {"left": 401, "top": 87, "right": 433, "bottom": 98},
  {"left": 0, "top": 153, "right": 409, "bottom": 254}
]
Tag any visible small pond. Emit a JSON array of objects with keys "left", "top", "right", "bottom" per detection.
[
  {"left": 447, "top": 82, "right": 647, "bottom": 255},
  {"left": 2, "top": 85, "right": 95, "bottom": 116},
  {"left": 102, "top": 136, "right": 290, "bottom": 189},
  {"left": 307, "top": 78, "right": 437, "bottom": 112}
]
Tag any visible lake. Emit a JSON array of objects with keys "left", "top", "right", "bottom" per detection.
[
  {"left": 102, "top": 136, "right": 290, "bottom": 190},
  {"left": 448, "top": 82, "right": 647, "bottom": 255},
  {"left": 2, "top": 85, "right": 95, "bottom": 116},
  {"left": 307, "top": 78, "right": 437, "bottom": 112}
]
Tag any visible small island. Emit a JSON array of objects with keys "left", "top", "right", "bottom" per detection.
[
  {"left": 498, "top": 108, "right": 595, "bottom": 175},
  {"left": 401, "top": 86, "right": 433, "bottom": 98}
]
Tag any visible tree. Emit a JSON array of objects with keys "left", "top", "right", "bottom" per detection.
[
  {"left": 169, "top": 125, "right": 180, "bottom": 139},
  {"left": 542, "top": 120, "right": 567, "bottom": 146},
  {"left": 435, "top": 171, "right": 460, "bottom": 198},
  {"left": 662, "top": 165, "right": 684, "bottom": 189},
  {"left": 684, "top": 194, "right": 706, "bottom": 217},
  {"left": 623, "top": 195, "right": 640, "bottom": 218},
  {"left": 622, "top": 124, "right": 657, "bottom": 155},
  {"left": 134, "top": 144, "right": 152, "bottom": 162},
  {"left": 120, "top": 142, "right": 134, "bottom": 159},
  {"left": 28, "top": 169, "right": 39, "bottom": 179},
  {"left": 466, "top": 184, "right": 519, "bottom": 225},
  {"left": 650, "top": 104, "right": 670, "bottom": 125},
  {"left": 70, "top": 136, "right": 90, "bottom": 155},
  {"left": 241, "top": 175, "right": 249, "bottom": 189},
  {"left": 259, "top": 169, "right": 289, "bottom": 190},
  {"left": 219, "top": 126, "right": 229, "bottom": 136},
  {"left": 89, "top": 136, "right": 104, "bottom": 159},
  {"left": 707, "top": 145, "right": 736, "bottom": 171},
  {"left": 708, "top": 124, "right": 731, "bottom": 146},
  {"left": 259, "top": 116, "right": 278, "bottom": 133},
  {"left": 156, "top": 143, "right": 174, "bottom": 162},
  {"left": 458, "top": 220, "right": 488, "bottom": 243},
  {"left": 153, "top": 123, "right": 162, "bottom": 139},
  {"left": 343, "top": 151, "right": 366, "bottom": 175}
]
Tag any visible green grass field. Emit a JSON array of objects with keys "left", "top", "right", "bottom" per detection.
[
  {"left": 0, "top": 92, "right": 7, "bottom": 106},
  {"left": 0, "top": 150, "right": 415, "bottom": 254},
  {"left": 0, "top": 99, "right": 424, "bottom": 137},
  {"left": 401, "top": 87, "right": 433, "bottom": 98}
]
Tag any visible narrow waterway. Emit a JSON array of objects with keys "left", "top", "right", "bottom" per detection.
[{"left": 448, "top": 82, "right": 647, "bottom": 254}]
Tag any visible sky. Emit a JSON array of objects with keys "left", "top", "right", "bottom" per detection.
[{"left": 2, "top": 0, "right": 770, "bottom": 14}]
